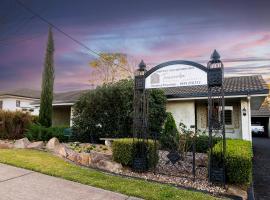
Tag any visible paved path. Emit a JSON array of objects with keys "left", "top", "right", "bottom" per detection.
[
  {"left": 0, "top": 163, "right": 141, "bottom": 200},
  {"left": 252, "top": 137, "right": 270, "bottom": 200}
]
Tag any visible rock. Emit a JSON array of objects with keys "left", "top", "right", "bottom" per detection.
[
  {"left": 0, "top": 140, "right": 13, "bottom": 149},
  {"left": 55, "top": 144, "right": 69, "bottom": 158},
  {"left": 27, "top": 141, "right": 44, "bottom": 149},
  {"left": 95, "top": 159, "right": 122, "bottom": 173},
  {"left": 67, "top": 151, "right": 79, "bottom": 163},
  {"left": 46, "top": 137, "right": 60, "bottom": 151},
  {"left": 90, "top": 151, "right": 111, "bottom": 164},
  {"left": 14, "top": 138, "right": 30, "bottom": 149},
  {"left": 227, "top": 185, "right": 247, "bottom": 200},
  {"left": 77, "top": 153, "right": 90, "bottom": 166}
]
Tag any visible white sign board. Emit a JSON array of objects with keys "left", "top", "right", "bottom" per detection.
[{"left": 145, "top": 64, "right": 207, "bottom": 89}]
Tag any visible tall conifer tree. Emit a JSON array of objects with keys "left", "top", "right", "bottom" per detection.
[{"left": 39, "top": 27, "right": 54, "bottom": 127}]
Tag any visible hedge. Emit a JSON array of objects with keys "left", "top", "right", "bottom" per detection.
[
  {"left": 187, "top": 135, "right": 221, "bottom": 153},
  {"left": 25, "top": 123, "right": 68, "bottom": 142},
  {"left": 212, "top": 139, "right": 252, "bottom": 185},
  {"left": 112, "top": 138, "right": 158, "bottom": 169},
  {"left": 0, "top": 110, "right": 36, "bottom": 139}
]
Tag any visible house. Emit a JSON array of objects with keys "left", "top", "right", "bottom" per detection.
[
  {"left": 31, "top": 75, "right": 269, "bottom": 141},
  {"left": 0, "top": 89, "right": 40, "bottom": 115},
  {"left": 163, "top": 75, "right": 268, "bottom": 141},
  {"left": 31, "top": 90, "right": 88, "bottom": 127},
  {"left": 251, "top": 105, "right": 270, "bottom": 138}
]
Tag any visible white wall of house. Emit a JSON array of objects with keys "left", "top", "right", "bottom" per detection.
[
  {"left": 241, "top": 98, "right": 252, "bottom": 141},
  {"left": 0, "top": 96, "right": 39, "bottom": 115},
  {"left": 166, "top": 100, "right": 196, "bottom": 130}
]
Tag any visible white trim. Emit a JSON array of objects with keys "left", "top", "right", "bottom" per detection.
[
  {"left": 0, "top": 95, "right": 39, "bottom": 101},
  {"left": 167, "top": 93, "right": 268, "bottom": 101}
]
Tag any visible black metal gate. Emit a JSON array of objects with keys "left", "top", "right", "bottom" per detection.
[{"left": 132, "top": 51, "right": 226, "bottom": 184}]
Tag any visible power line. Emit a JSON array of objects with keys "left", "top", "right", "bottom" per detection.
[{"left": 15, "top": 0, "right": 131, "bottom": 73}]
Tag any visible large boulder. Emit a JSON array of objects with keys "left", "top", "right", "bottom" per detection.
[
  {"left": 0, "top": 140, "right": 13, "bottom": 149},
  {"left": 46, "top": 137, "right": 60, "bottom": 151},
  {"left": 55, "top": 144, "right": 74, "bottom": 158},
  {"left": 77, "top": 153, "right": 90, "bottom": 166},
  {"left": 90, "top": 151, "right": 112, "bottom": 164},
  {"left": 67, "top": 151, "right": 79, "bottom": 163},
  {"left": 95, "top": 159, "right": 122, "bottom": 173},
  {"left": 14, "top": 138, "right": 30, "bottom": 149},
  {"left": 27, "top": 141, "right": 44, "bottom": 149}
]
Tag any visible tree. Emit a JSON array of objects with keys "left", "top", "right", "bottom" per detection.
[
  {"left": 72, "top": 79, "right": 167, "bottom": 142},
  {"left": 160, "top": 112, "right": 179, "bottom": 151},
  {"left": 89, "top": 53, "right": 135, "bottom": 86},
  {"left": 39, "top": 27, "right": 54, "bottom": 127}
]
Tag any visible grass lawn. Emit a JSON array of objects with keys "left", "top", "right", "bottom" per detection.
[{"left": 0, "top": 149, "right": 220, "bottom": 200}]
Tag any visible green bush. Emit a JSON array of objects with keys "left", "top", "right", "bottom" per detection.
[
  {"left": 112, "top": 138, "right": 158, "bottom": 169},
  {"left": 26, "top": 123, "right": 68, "bottom": 142},
  {"left": 186, "top": 135, "right": 221, "bottom": 153},
  {"left": 72, "top": 79, "right": 167, "bottom": 142},
  {"left": 159, "top": 112, "right": 179, "bottom": 150},
  {"left": 212, "top": 139, "right": 252, "bottom": 185},
  {"left": 0, "top": 110, "right": 34, "bottom": 139}
]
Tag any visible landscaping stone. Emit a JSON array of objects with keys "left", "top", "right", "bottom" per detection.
[
  {"left": 27, "top": 141, "right": 44, "bottom": 149},
  {"left": 90, "top": 151, "right": 111, "bottom": 164},
  {"left": 56, "top": 144, "right": 69, "bottom": 158},
  {"left": 67, "top": 151, "right": 79, "bottom": 163},
  {"left": 0, "top": 140, "right": 13, "bottom": 149},
  {"left": 77, "top": 153, "right": 90, "bottom": 166},
  {"left": 95, "top": 159, "right": 122, "bottom": 173},
  {"left": 14, "top": 138, "right": 30, "bottom": 149},
  {"left": 46, "top": 137, "right": 60, "bottom": 151}
]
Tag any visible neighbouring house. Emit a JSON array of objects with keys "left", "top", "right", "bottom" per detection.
[
  {"left": 31, "top": 90, "right": 88, "bottom": 127},
  {"left": 0, "top": 89, "right": 40, "bottom": 115},
  {"left": 251, "top": 105, "right": 270, "bottom": 138},
  {"left": 31, "top": 75, "right": 269, "bottom": 141}
]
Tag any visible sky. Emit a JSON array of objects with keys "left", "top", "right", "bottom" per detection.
[{"left": 0, "top": 0, "right": 270, "bottom": 92}]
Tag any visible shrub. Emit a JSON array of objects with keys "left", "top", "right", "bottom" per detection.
[
  {"left": 186, "top": 135, "right": 221, "bottom": 153},
  {"left": 25, "top": 123, "right": 68, "bottom": 142},
  {"left": 159, "top": 112, "right": 179, "bottom": 150},
  {"left": 0, "top": 110, "right": 33, "bottom": 139},
  {"left": 72, "top": 79, "right": 167, "bottom": 142},
  {"left": 212, "top": 139, "right": 252, "bottom": 185},
  {"left": 112, "top": 138, "right": 158, "bottom": 169}
]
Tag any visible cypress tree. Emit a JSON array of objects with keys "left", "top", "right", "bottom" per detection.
[{"left": 39, "top": 27, "right": 54, "bottom": 127}]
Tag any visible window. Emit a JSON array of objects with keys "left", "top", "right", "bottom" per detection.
[
  {"left": 0, "top": 101, "right": 2, "bottom": 110},
  {"left": 221, "top": 106, "right": 233, "bottom": 126},
  {"left": 16, "top": 100, "right": 20, "bottom": 107},
  {"left": 224, "top": 110, "right": 233, "bottom": 125}
]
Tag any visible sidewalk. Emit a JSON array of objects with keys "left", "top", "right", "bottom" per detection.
[{"left": 0, "top": 163, "right": 141, "bottom": 200}]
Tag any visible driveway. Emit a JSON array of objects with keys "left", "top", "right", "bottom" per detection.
[
  {"left": 252, "top": 137, "right": 270, "bottom": 200},
  {"left": 0, "top": 163, "right": 140, "bottom": 200}
]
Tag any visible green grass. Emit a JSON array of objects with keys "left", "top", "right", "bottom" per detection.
[{"left": 0, "top": 149, "right": 220, "bottom": 200}]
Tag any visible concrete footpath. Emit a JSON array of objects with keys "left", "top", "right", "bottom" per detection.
[{"left": 0, "top": 163, "right": 141, "bottom": 200}]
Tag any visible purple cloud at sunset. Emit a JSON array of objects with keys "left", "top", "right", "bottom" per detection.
[{"left": 0, "top": 0, "right": 270, "bottom": 91}]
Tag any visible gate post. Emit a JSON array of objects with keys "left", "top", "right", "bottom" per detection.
[
  {"left": 132, "top": 60, "right": 149, "bottom": 172},
  {"left": 207, "top": 50, "right": 226, "bottom": 185}
]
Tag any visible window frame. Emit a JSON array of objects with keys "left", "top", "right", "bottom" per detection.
[{"left": 16, "top": 100, "right": 21, "bottom": 108}]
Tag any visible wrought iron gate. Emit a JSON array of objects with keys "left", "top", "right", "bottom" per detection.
[{"left": 132, "top": 51, "right": 226, "bottom": 184}]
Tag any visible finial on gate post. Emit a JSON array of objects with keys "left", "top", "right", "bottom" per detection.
[
  {"left": 207, "top": 50, "right": 223, "bottom": 87},
  {"left": 137, "top": 60, "right": 146, "bottom": 76},
  {"left": 211, "top": 49, "right": 221, "bottom": 61}
]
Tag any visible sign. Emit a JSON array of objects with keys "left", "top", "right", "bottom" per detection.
[{"left": 145, "top": 64, "right": 207, "bottom": 89}]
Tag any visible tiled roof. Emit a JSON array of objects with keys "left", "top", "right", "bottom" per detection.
[
  {"left": 164, "top": 75, "right": 269, "bottom": 98},
  {"left": 52, "top": 90, "right": 89, "bottom": 104},
  {"left": 0, "top": 88, "right": 41, "bottom": 99},
  {"left": 251, "top": 106, "right": 270, "bottom": 117},
  {"left": 31, "top": 90, "right": 89, "bottom": 105}
]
